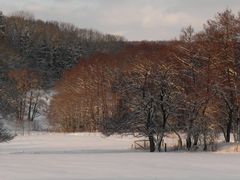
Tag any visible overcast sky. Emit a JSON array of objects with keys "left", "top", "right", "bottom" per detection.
[{"left": 0, "top": 0, "right": 239, "bottom": 40}]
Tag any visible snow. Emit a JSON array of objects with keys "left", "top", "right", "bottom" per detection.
[
  {"left": 0, "top": 133, "right": 240, "bottom": 180},
  {"left": 216, "top": 142, "right": 240, "bottom": 153}
]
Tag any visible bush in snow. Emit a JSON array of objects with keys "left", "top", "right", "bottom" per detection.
[{"left": 0, "top": 121, "right": 15, "bottom": 142}]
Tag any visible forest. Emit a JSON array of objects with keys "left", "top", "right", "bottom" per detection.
[{"left": 1, "top": 9, "right": 240, "bottom": 152}]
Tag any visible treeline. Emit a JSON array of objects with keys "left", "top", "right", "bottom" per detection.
[
  {"left": 50, "top": 9, "right": 240, "bottom": 152},
  {"left": 0, "top": 10, "right": 124, "bottom": 133},
  {"left": 1, "top": 11, "right": 125, "bottom": 84}
]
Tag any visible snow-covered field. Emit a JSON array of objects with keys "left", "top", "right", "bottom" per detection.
[{"left": 0, "top": 133, "right": 240, "bottom": 180}]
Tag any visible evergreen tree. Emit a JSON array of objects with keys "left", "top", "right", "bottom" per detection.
[
  {"left": 0, "top": 11, "right": 5, "bottom": 40},
  {"left": 0, "top": 119, "right": 15, "bottom": 143}
]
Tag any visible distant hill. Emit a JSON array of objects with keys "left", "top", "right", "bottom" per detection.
[{"left": 0, "top": 10, "right": 125, "bottom": 87}]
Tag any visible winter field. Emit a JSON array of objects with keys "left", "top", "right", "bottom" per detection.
[{"left": 0, "top": 133, "right": 240, "bottom": 180}]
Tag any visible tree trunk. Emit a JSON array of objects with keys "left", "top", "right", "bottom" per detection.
[
  {"left": 226, "top": 117, "right": 232, "bottom": 142},
  {"left": 193, "top": 133, "right": 199, "bottom": 146},
  {"left": 186, "top": 119, "right": 193, "bottom": 151},
  {"left": 168, "top": 122, "right": 183, "bottom": 149},
  {"left": 220, "top": 126, "right": 227, "bottom": 142},
  {"left": 178, "top": 138, "right": 183, "bottom": 150},
  {"left": 203, "top": 133, "right": 207, "bottom": 151},
  {"left": 158, "top": 137, "right": 163, "bottom": 152},
  {"left": 149, "top": 135, "right": 155, "bottom": 152},
  {"left": 233, "top": 127, "right": 238, "bottom": 142},
  {"left": 186, "top": 136, "right": 192, "bottom": 151}
]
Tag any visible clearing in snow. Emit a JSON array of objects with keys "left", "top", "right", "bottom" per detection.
[{"left": 0, "top": 133, "right": 240, "bottom": 180}]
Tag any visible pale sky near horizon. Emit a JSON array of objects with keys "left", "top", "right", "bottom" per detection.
[{"left": 0, "top": 0, "right": 239, "bottom": 40}]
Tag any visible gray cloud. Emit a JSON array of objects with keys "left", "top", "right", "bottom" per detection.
[{"left": 0, "top": 0, "right": 239, "bottom": 40}]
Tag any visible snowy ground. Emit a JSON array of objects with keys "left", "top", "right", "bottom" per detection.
[{"left": 0, "top": 133, "right": 240, "bottom": 180}]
